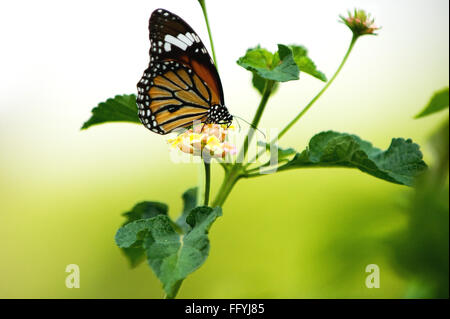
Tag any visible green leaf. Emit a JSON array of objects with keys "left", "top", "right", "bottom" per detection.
[
  {"left": 279, "top": 131, "right": 427, "bottom": 186},
  {"left": 237, "top": 44, "right": 326, "bottom": 95},
  {"left": 176, "top": 187, "right": 198, "bottom": 233},
  {"left": 252, "top": 73, "right": 279, "bottom": 95},
  {"left": 268, "top": 44, "right": 326, "bottom": 82},
  {"left": 121, "top": 247, "right": 146, "bottom": 268},
  {"left": 81, "top": 94, "right": 140, "bottom": 130},
  {"left": 123, "top": 201, "right": 168, "bottom": 224},
  {"left": 120, "top": 201, "right": 168, "bottom": 268},
  {"left": 115, "top": 206, "right": 222, "bottom": 298},
  {"left": 237, "top": 44, "right": 299, "bottom": 83},
  {"left": 289, "top": 45, "right": 327, "bottom": 82},
  {"left": 415, "top": 87, "right": 449, "bottom": 118}
]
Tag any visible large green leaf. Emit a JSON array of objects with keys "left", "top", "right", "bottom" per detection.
[
  {"left": 415, "top": 87, "right": 449, "bottom": 118},
  {"left": 81, "top": 94, "right": 140, "bottom": 130},
  {"left": 279, "top": 131, "right": 427, "bottom": 186},
  {"left": 120, "top": 201, "right": 169, "bottom": 268},
  {"left": 115, "top": 206, "right": 222, "bottom": 298}
]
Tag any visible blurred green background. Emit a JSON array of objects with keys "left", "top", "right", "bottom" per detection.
[{"left": 0, "top": 0, "right": 448, "bottom": 298}]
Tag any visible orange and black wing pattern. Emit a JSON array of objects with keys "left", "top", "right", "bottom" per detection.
[{"left": 137, "top": 8, "right": 230, "bottom": 134}]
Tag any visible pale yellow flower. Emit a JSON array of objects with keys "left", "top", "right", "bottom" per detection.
[{"left": 167, "top": 124, "right": 236, "bottom": 159}]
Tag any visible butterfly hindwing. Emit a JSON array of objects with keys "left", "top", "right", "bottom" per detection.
[{"left": 138, "top": 62, "right": 210, "bottom": 134}]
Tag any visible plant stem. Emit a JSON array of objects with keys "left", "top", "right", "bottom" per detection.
[
  {"left": 203, "top": 160, "right": 211, "bottom": 206},
  {"left": 198, "top": 0, "right": 218, "bottom": 69},
  {"left": 239, "top": 80, "right": 275, "bottom": 164},
  {"left": 212, "top": 80, "right": 275, "bottom": 207},
  {"left": 277, "top": 35, "right": 358, "bottom": 140},
  {"left": 212, "top": 170, "right": 241, "bottom": 207}
]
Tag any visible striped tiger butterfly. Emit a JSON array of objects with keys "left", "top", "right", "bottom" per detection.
[{"left": 137, "top": 8, "right": 232, "bottom": 135}]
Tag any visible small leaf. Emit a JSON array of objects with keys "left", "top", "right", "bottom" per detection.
[
  {"left": 115, "top": 206, "right": 222, "bottom": 298},
  {"left": 81, "top": 94, "right": 140, "bottom": 130},
  {"left": 289, "top": 45, "right": 327, "bottom": 82},
  {"left": 176, "top": 187, "right": 198, "bottom": 233},
  {"left": 279, "top": 131, "right": 427, "bottom": 186},
  {"left": 272, "top": 45, "right": 326, "bottom": 81},
  {"left": 121, "top": 247, "right": 146, "bottom": 268},
  {"left": 120, "top": 201, "right": 168, "bottom": 268},
  {"left": 261, "top": 44, "right": 299, "bottom": 82},
  {"left": 252, "top": 73, "right": 279, "bottom": 95},
  {"left": 122, "top": 201, "right": 168, "bottom": 224},
  {"left": 237, "top": 44, "right": 299, "bottom": 83},
  {"left": 237, "top": 46, "right": 274, "bottom": 70},
  {"left": 238, "top": 44, "right": 326, "bottom": 95},
  {"left": 415, "top": 87, "right": 449, "bottom": 118}
]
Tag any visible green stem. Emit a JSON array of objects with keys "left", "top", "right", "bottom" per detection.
[
  {"left": 198, "top": 0, "right": 218, "bottom": 69},
  {"left": 277, "top": 35, "right": 358, "bottom": 140},
  {"left": 204, "top": 160, "right": 211, "bottom": 206},
  {"left": 212, "top": 170, "right": 241, "bottom": 207},
  {"left": 212, "top": 80, "right": 275, "bottom": 207},
  {"left": 239, "top": 80, "right": 275, "bottom": 163}
]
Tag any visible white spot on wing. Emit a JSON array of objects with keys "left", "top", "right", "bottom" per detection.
[
  {"left": 177, "top": 33, "right": 193, "bottom": 46},
  {"left": 164, "top": 35, "right": 188, "bottom": 51},
  {"left": 185, "top": 32, "right": 195, "bottom": 43},
  {"left": 164, "top": 42, "right": 171, "bottom": 52}
]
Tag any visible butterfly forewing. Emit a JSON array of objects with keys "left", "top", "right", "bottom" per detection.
[{"left": 137, "top": 8, "right": 225, "bottom": 134}]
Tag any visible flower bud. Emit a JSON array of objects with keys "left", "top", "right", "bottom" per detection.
[{"left": 340, "top": 9, "right": 379, "bottom": 37}]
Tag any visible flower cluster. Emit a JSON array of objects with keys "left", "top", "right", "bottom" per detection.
[
  {"left": 340, "top": 9, "right": 379, "bottom": 37},
  {"left": 167, "top": 124, "right": 236, "bottom": 159}
]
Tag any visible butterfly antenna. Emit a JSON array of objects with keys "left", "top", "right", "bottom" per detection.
[
  {"left": 233, "top": 116, "right": 242, "bottom": 132},
  {"left": 232, "top": 114, "right": 266, "bottom": 139}
]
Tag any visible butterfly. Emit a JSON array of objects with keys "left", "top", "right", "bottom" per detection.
[{"left": 136, "top": 8, "right": 232, "bottom": 135}]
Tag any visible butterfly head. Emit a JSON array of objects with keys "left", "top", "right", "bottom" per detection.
[{"left": 208, "top": 104, "right": 233, "bottom": 126}]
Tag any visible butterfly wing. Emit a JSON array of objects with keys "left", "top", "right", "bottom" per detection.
[{"left": 137, "top": 8, "right": 224, "bottom": 134}]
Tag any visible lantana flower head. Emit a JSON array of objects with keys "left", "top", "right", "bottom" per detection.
[
  {"left": 167, "top": 123, "right": 236, "bottom": 159},
  {"left": 340, "top": 9, "right": 379, "bottom": 37}
]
